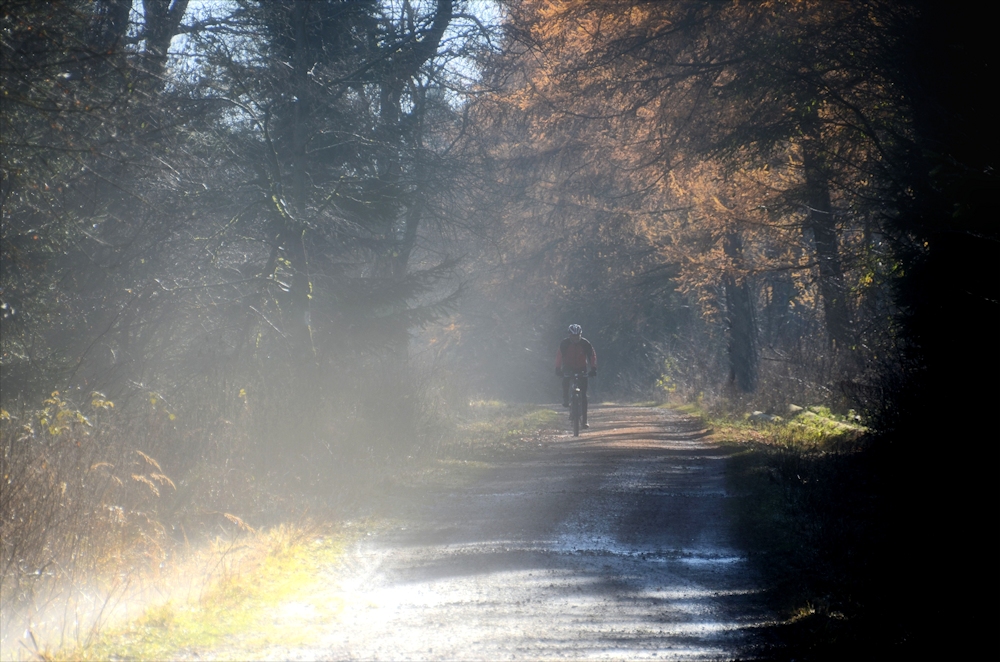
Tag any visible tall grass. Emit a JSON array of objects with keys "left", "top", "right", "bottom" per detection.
[
  {"left": 59, "top": 522, "right": 347, "bottom": 662},
  {"left": 1, "top": 394, "right": 172, "bottom": 605},
  {"left": 0, "top": 362, "right": 511, "bottom": 657},
  {"left": 0, "top": 393, "right": 177, "bottom": 654}
]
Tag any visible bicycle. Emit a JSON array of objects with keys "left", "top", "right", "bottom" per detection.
[{"left": 567, "top": 370, "right": 589, "bottom": 437}]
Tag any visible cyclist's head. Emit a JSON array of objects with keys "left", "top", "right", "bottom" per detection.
[{"left": 568, "top": 324, "right": 582, "bottom": 337}]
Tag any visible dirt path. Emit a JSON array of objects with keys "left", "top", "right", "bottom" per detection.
[{"left": 233, "top": 405, "right": 773, "bottom": 660}]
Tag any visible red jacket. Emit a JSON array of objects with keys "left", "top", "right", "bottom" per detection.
[{"left": 556, "top": 337, "right": 596, "bottom": 372}]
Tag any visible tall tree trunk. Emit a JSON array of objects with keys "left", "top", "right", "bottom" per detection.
[
  {"left": 140, "top": 0, "right": 189, "bottom": 85},
  {"left": 373, "top": 0, "right": 453, "bottom": 357},
  {"left": 284, "top": 0, "right": 313, "bottom": 353},
  {"left": 391, "top": 197, "right": 422, "bottom": 280},
  {"left": 90, "top": 0, "right": 133, "bottom": 56},
  {"left": 723, "top": 230, "right": 758, "bottom": 392},
  {"left": 762, "top": 270, "right": 797, "bottom": 348},
  {"left": 801, "top": 114, "right": 853, "bottom": 350}
]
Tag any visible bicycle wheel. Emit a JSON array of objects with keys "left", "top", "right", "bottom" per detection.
[{"left": 571, "top": 396, "right": 580, "bottom": 436}]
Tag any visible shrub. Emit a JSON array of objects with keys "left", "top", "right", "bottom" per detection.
[{"left": 1, "top": 393, "right": 172, "bottom": 612}]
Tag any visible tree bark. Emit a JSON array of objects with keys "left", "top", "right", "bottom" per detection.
[
  {"left": 140, "top": 0, "right": 189, "bottom": 84},
  {"left": 284, "top": 0, "right": 313, "bottom": 352},
  {"left": 90, "top": 0, "right": 133, "bottom": 55},
  {"left": 723, "top": 230, "right": 758, "bottom": 392},
  {"left": 801, "top": 116, "right": 853, "bottom": 350}
]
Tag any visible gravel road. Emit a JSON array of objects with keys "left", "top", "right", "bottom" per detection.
[{"left": 261, "top": 405, "right": 772, "bottom": 661}]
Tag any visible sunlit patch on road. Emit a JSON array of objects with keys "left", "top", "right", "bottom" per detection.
[
  {"left": 174, "top": 406, "right": 772, "bottom": 660},
  {"left": 296, "top": 406, "right": 773, "bottom": 660}
]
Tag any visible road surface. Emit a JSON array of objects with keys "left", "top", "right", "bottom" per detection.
[{"left": 242, "top": 405, "right": 773, "bottom": 660}]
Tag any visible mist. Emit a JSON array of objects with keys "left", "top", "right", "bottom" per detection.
[{"left": 2, "top": 1, "right": 995, "bottom": 659}]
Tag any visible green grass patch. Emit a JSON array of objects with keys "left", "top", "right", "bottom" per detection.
[
  {"left": 686, "top": 404, "right": 866, "bottom": 450},
  {"left": 706, "top": 407, "right": 900, "bottom": 659},
  {"left": 442, "top": 401, "right": 559, "bottom": 460},
  {"left": 61, "top": 525, "right": 351, "bottom": 661},
  {"left": 383, "top": 401, "right": 561, "bottom": 496}
]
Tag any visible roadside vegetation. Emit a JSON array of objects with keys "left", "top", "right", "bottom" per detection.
[
  {"left": 695, "top": 405, "right": 902, "bottom": 660},
  {"left": 0, "top": 397, "right": 555, "bottom": 660},
  {"left": 51, "top": 525, "right": 348, "bottom": 662},
  {"left": 441, "top": 401, "right": 560, "bottom": 460}
]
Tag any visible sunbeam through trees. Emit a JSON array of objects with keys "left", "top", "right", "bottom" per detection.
[{"left": 2, "top": 1, "right": 996, "bottom": 658}]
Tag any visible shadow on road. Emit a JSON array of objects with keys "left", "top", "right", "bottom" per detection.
[{"left": 300, "top": 406, "right": 773, "bottom": 660}]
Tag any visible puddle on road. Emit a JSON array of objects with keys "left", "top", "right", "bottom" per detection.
[
  {"left": 550, "top": 532, "right": 746, "bottom": 566},
  {"left": 402, "top": 536, "right": 747, "bottom": 569},
  {"left": 676, "top": 554, "right": 743, "bottom": 566},
  {"left": 603, "top": 488, "right": 731, "bottom": 497}
]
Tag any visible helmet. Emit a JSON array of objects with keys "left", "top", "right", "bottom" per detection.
[{"left": 568, "top": 324, "right": 582, "bottom": 336}]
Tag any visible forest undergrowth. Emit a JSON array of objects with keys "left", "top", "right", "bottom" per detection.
[
  {"left": 40, "top": 523, "right": 350, "bottom": 662},
  {"left": 703, "top": 405, "right": 917, "bottom": 660},
  {"left": 0, "top": 392, "right": 556, "bottom": 661}
]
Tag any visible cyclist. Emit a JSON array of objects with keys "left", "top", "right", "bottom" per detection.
[{"left": 555, "top": 324, "right": 597, "bottom": 428}]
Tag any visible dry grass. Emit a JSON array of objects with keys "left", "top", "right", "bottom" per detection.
[
  {"left": 2, "top": 520, "right": 347, "bottom": 661},
  {"left": 1, "top": 393, "right": 559, "bottom": 660},
  {"left": 55, "top": 522, "right": 349, "bottom": 661},
  {"left": 1, "top": 394, "right": 172, "bottom": 619},
  {"left": 0, "top": 393, "right": 267, "bottom": 660}
]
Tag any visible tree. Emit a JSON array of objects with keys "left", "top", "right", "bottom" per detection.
[
  {"left": 476, "top": 4, "right": 998, "bottom": 651},
  {"left": 1, "top": 0, "right": 198, "bottom": 401},
  {"left": 470, "top": 0, "right": 915, "bottom": 404},
  {"left": 2, "top": 0, "right": 490, "bottom": 483}
]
